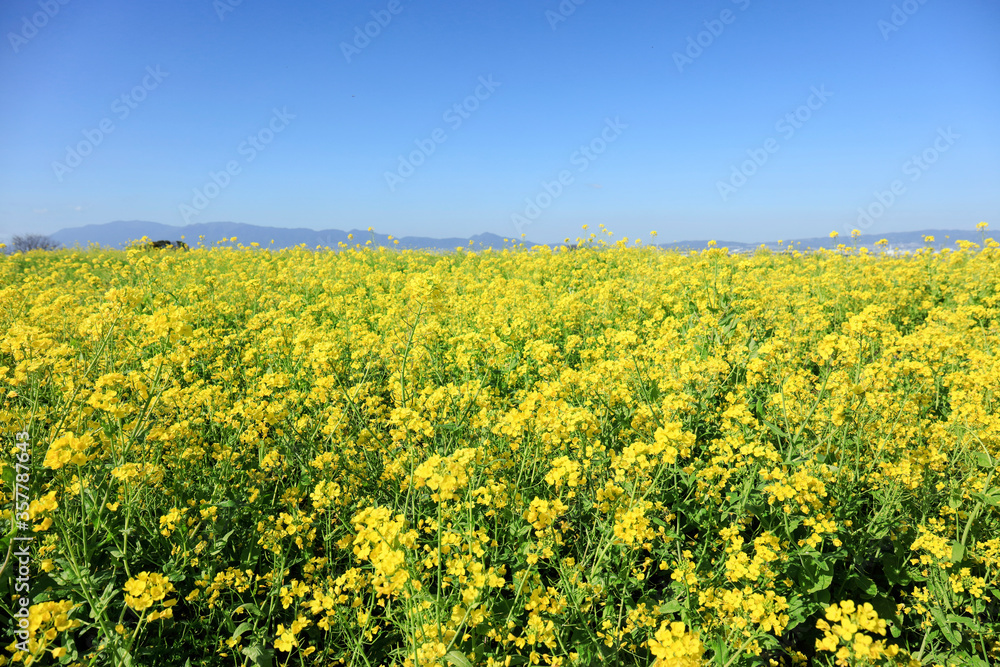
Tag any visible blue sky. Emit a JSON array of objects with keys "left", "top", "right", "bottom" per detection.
[{"left": 1, "top": 0, "right": 997, "bottom": 245}]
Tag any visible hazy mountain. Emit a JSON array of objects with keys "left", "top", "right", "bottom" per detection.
[
  {"left": 659, "top": 228, "right": 990, "bottom": 253},
  {"left": 47, "top": 220, "right": 530, "bottom": 252},
  {"left": 42, "top": 221, "right": 992, "bottom": 254}
]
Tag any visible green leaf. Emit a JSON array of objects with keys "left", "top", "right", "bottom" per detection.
[
  {"left": 804, "top": 560, "right": 833, "bottom": 594},
  {"left": 212, "top": 528, "right": 236, "bottom": 556},
  {"left": 710, "top": 635, "right": 729, "bottom": 663},
  {"left": 811, "top": 588, "right": 831, "bottom": 606},
  {"left": 110, "top": 646, "right": 134, "bottom": 666},
  {"left": 881, "top": 553, "right": 911, "bottom": 587},
  {"left": 236, "top": 602, "right": 262, "bottom": 617},
  {"left": 951, "top": 542, "right": 966, "bottom": 563},
  {"left": 974, "top": 452, "right": 993, "bottom": 468},
  {"left": 761, "top": 419, "right": 788, "bottom": 440},
  {"left": 931, "top": 607, "right": 962, "bottom": 646},
  {"left": 659, "top": 600, "right": 682, "bottom": 614},
  {"left": 869, "top": 595, "right": 902, "bottom": 634},
  {"left": 445, "top": 651, "right": 474, "bottom": 667},
  {"left": 846, "top": 573, "right": 878, "bottom": 597},
  {"left": 981, "top": 492, "right": 1000, "bottom": 508},
  {"left": 784, "top": 596, "right": 808, "bottom": 631},
  {"left": 96, "top": 580, "right": 118, "bottom": 607},
  {"left": 231, "top": 621, "right": 254, "bottom": 640},
  {"left": 947, "top": 614, "right": 978, "bottom": 630},
  {"left": 241, "top": 642, "right": 273, "bottom": 667}
]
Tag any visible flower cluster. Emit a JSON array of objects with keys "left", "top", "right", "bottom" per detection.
[
  {"left": 815, "top": 601, "right": 915, "bottom": 666},
  {"left": 124, "top": 571, "right": 177, "bottom": 620},
  {"left": 42, "top": 432, "right": 96, "bottom": 469}
]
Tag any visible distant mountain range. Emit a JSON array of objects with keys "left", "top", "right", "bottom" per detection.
[
  {"left": 39, "top": 220, "right": 993, "bottom": 253},
  {"left": 660, "top": 228, "right": 991, "bottom": 253},
  {"left": 46, "top": 220, "right": 527, "bottom": 252}
]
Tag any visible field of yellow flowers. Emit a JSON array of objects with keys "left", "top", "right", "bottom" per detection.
[{"left": 1, "top": 231, "right": 998, "bottom": 666}]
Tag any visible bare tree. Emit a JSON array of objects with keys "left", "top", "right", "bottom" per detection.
[{"left": 8, "top": 234, "right": 61, "bottom": 253}]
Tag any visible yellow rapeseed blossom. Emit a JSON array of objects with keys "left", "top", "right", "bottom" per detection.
[
  {"left": 43, "top": 432, "right": 96, "bottom": 469},
  {"left": 3, "top": 233, "right": 998, "bottom": 666},
  {"left": 648, "top": 621, "right": 703, "bottom": 666},
  {"left": 124, "top": 572, "right": 176, "bottom": 612}
]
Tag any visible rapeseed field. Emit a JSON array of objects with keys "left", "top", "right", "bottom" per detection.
[{"left": 1, "top": 229, "right": 998, "bottom": 666}]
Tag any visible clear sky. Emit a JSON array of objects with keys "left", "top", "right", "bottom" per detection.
[{"left": 1, "top": 0, "right": 997, "bottom": 245}]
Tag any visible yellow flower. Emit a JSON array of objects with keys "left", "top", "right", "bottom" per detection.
[
  {"left": 124, "top": 572, "right": 175, "bottom": 612},
  {"left": 524, "top": 497, "right": 568, "bottom": 532},
  {"left": 43, "top": 432, "right": 96, "bottom": 469},
  {"left": 648, "top": 621, "right": 703, "bottom": 666},
  {"left": 274, "top": 624, "right": 296, "bottom": 652}
]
